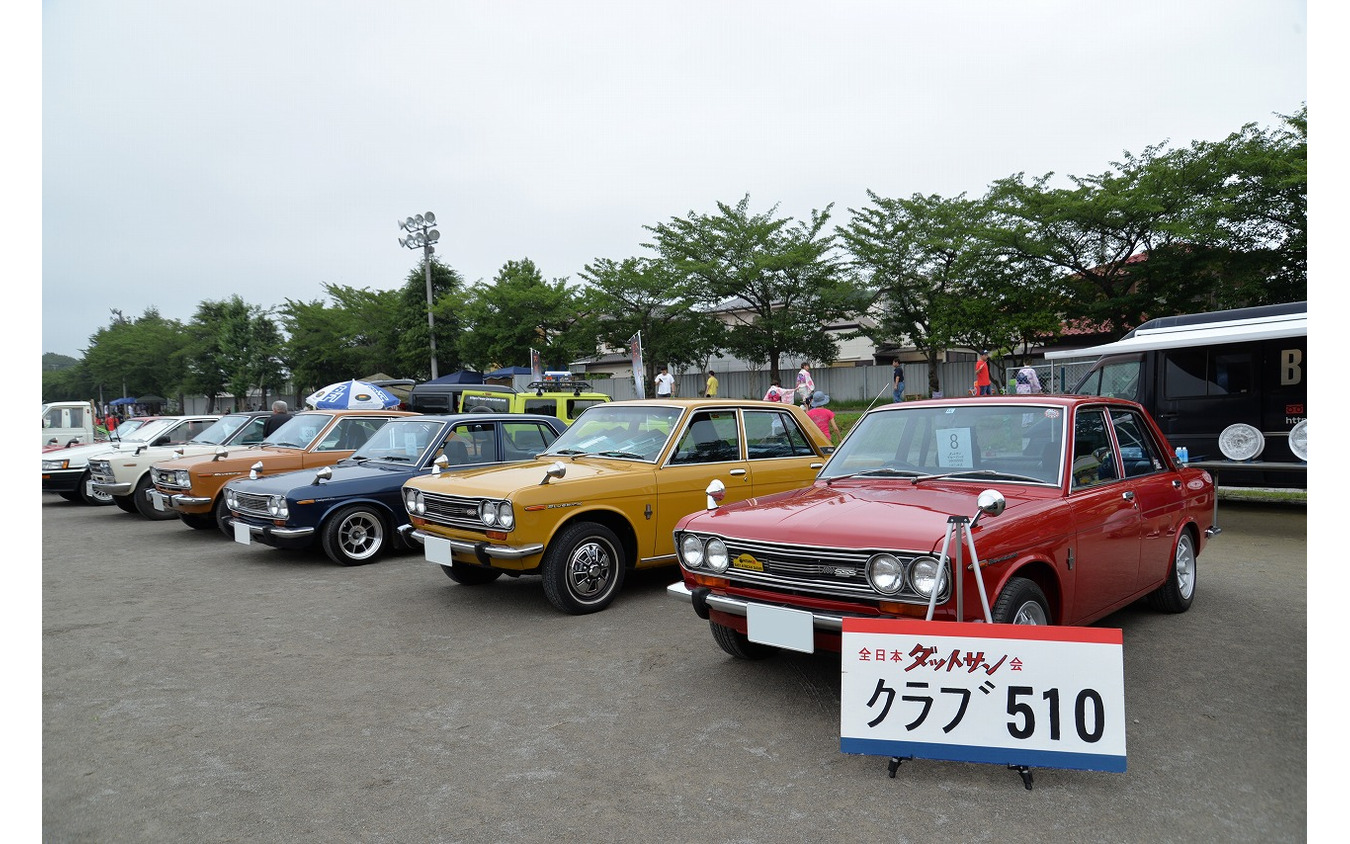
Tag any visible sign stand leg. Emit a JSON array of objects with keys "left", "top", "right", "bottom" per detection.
[{"left": 907, "top": 513, "right": 1041, "bottom": 787}]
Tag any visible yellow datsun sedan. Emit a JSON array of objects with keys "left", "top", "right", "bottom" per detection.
[{"left": 400, "top": 398, "right": 832, "bottom": 614}]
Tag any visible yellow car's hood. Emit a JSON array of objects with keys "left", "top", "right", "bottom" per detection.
[{"left": 405, "top": 455, "right": 656, "bottom": 499}]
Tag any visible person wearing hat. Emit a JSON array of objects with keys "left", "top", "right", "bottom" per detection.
[
  {"left": 806, "top": 390, "right": 840, "bottom": 442},
  {"left": 974, "top": 351, "right": 993, "bottom": 396}
]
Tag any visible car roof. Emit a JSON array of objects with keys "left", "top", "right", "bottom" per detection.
[
  {"left": 597, "top": 398, "right": 803, "bottom": 408},
  {"left": 383, "top": 413, "right": 565, "bottom": 425},
  {"left": 886, "top": 395, "right": 1142, "bottom": 410}
]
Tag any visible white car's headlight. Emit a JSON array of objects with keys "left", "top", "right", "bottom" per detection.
[
  {"left": 866, "top": 553, "right": 905, "bottom": 595},
  {"left": 909, "top": 555, "right": 944, "bottom": 597},
  {"left": 43, "top": 459, "right": 69, "bottom": 471},
  {"left": 680, "top": 534, "right": 704, "bottom": 567}
]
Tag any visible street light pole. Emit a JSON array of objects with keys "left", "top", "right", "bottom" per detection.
[{"left": 398, "top": 212, "right": 441, "bottom": 379}]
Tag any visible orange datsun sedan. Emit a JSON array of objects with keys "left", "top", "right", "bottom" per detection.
[
  {"left": 149, "top": 409, "right": 413, "bottom": 535},
  {"left": 400, "top": 399, "right": 832, "bottom": 614},
  {"left": 667, "top": 395, "right": 1220, "bottom": 659}
]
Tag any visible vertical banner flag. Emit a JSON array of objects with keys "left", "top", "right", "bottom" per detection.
[
  {"left": 530, "top": 348, "right": 543, "bottom": 383},
  {"left": 630, "top": 333, "right": 646, "bottom": 399}
]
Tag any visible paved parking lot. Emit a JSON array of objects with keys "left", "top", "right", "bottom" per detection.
[{"left": 41, "top": 497, "right": 1306, "bottom": 842}]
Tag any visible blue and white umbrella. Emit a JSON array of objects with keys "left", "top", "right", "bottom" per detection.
[{"left": 305, "top": 379, "right": 401, "bottom": 410}]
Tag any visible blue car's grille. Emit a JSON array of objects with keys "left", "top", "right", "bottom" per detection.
[{"left": 231, "top": 491, "right": 273, "bottom": 518}]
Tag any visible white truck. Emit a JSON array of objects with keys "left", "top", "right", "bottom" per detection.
[{"left": 41, "top": 401, "right": 99, "bottom": 449}]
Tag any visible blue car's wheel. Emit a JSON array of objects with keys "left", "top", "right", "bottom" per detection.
[{"left": 321, "top": 505, "right": 387, "bottom": 566}]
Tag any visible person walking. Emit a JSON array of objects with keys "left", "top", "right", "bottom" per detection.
[
  {"left": 891, "top": 358, "right": 906, "bottom": 403},
  {"left": 654, "top": 366, "right": 675, "bottom": 398},
  {"left": 974, "top": 351, "right": 993, "bottom": 396},
  {"left": 762, "top": 378, "right": 788, "bottom": 402},
  {"left": 704, "top": 370, "right": 718, "bottom": 398},
  {"left": 805, "top": 390, "right": 840, "bottom": 442},
  {"left": 263, "top": 400, "right": 293, "bottom": 436},
  {"left": 795, "top": 363, "right": 815, "bottom": 406}
]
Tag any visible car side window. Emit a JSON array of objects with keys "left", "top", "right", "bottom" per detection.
[
  {"left": 445, "top": 422, "right": 495, "bottom": 465},
  {"left": 318, "top": 418, "right": 379, "bottom": 451},
  {"left": 238, "top": 417, "right": 268, "bottom": 445},
  {"left": 167, "top": 421, "right": 208, "bottom": 445},
  {"left": 744, "top": 409, "right": 815, "bottom": 459},
  {"left": 670, "top": 411, "right": 740, "bottom": 464},
  {"left": 522, "top": 398, "right": 558, "bottom": 417},
  {"left": 1108, "top": 409, "right": 1167, "bottom": 477},
  {"left": 1071, "top": 408, "right": 1116, "bottom": 489},
  {"left": 503, "top": 421, "right": 559, "bottom": 460}
]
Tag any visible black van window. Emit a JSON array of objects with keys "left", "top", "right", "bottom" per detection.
[{"left": 1164, "top": 347, "right": 1255, "bottom": 398}]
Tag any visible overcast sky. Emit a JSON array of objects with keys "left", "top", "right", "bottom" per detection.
[{"left": 33, "top": 1, "right": 1309, "bottom": 360}]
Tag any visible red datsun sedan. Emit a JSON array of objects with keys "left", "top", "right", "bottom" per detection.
[{"left": 667, "top": 395, "right": 1219, "bottom": 659}]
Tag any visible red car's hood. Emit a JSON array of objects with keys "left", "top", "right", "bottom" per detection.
[{"left": 681, "top": 480, "right": 1061, "bottom": 554}]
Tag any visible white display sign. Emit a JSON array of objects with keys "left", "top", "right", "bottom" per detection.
[
  {"left": 840, "top": 619, "right": 1126, "bottom": 773},
  {"left": 935, "top": 426, "right": 974, "bottom": 469}
]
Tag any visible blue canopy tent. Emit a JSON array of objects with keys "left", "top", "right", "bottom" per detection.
[
  {"left": 108, "top": 397, "right": 136, "bottom": 406},
  {"left": 483, "top": 366, "right": 531, "bottom": 380},
  {"left": 422, "top": 371, "right": 483, "bottom": 385}
]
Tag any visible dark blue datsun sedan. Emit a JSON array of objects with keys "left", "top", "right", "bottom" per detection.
[{"left": 221, "top": 413, "right": 567, "bottom": 565}]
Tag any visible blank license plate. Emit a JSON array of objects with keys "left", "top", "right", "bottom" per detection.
[
  {"left": 747, "top": 604, "right": 815, "bottom": 653},
  {"left": 424, "top": 535, "right": 453, "bottom": 565}
]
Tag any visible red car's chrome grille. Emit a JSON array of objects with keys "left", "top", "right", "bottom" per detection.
[{"left": 704, "top": 536, "right": 947, "bottom": 604}]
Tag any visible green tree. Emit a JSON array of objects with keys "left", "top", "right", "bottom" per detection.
[
  {"left": 456, "top": 259, "right": 594, "bottom": 372},
  {"left": 82, "top": 307, "right": 189, "bottom": 404},
  {"left": 577, "top": 256, "right": 724, "bottom": 388},
  {"left": 840, "top": 192, "right": 1003, "bottom": 396},
  {"left": 394, "top": 257, "right": 465, "bottom": 380},
  {"left": 985, "top": 141, "right": 1231, "bottom": 339},
  {"left": 1181, "top": 104, "right": 1307, "bottom": 307},
  {"left": 644, "top": 195, "right": 859, "bottom": 384}
]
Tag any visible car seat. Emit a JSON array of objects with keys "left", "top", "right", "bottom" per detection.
[{"left": 444, "top": 439, "right": 470, "bottom": 465}]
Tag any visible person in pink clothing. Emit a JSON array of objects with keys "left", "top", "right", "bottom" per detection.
[{"left": 805, "top": 390, "right": 840, "bottom": 442}]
